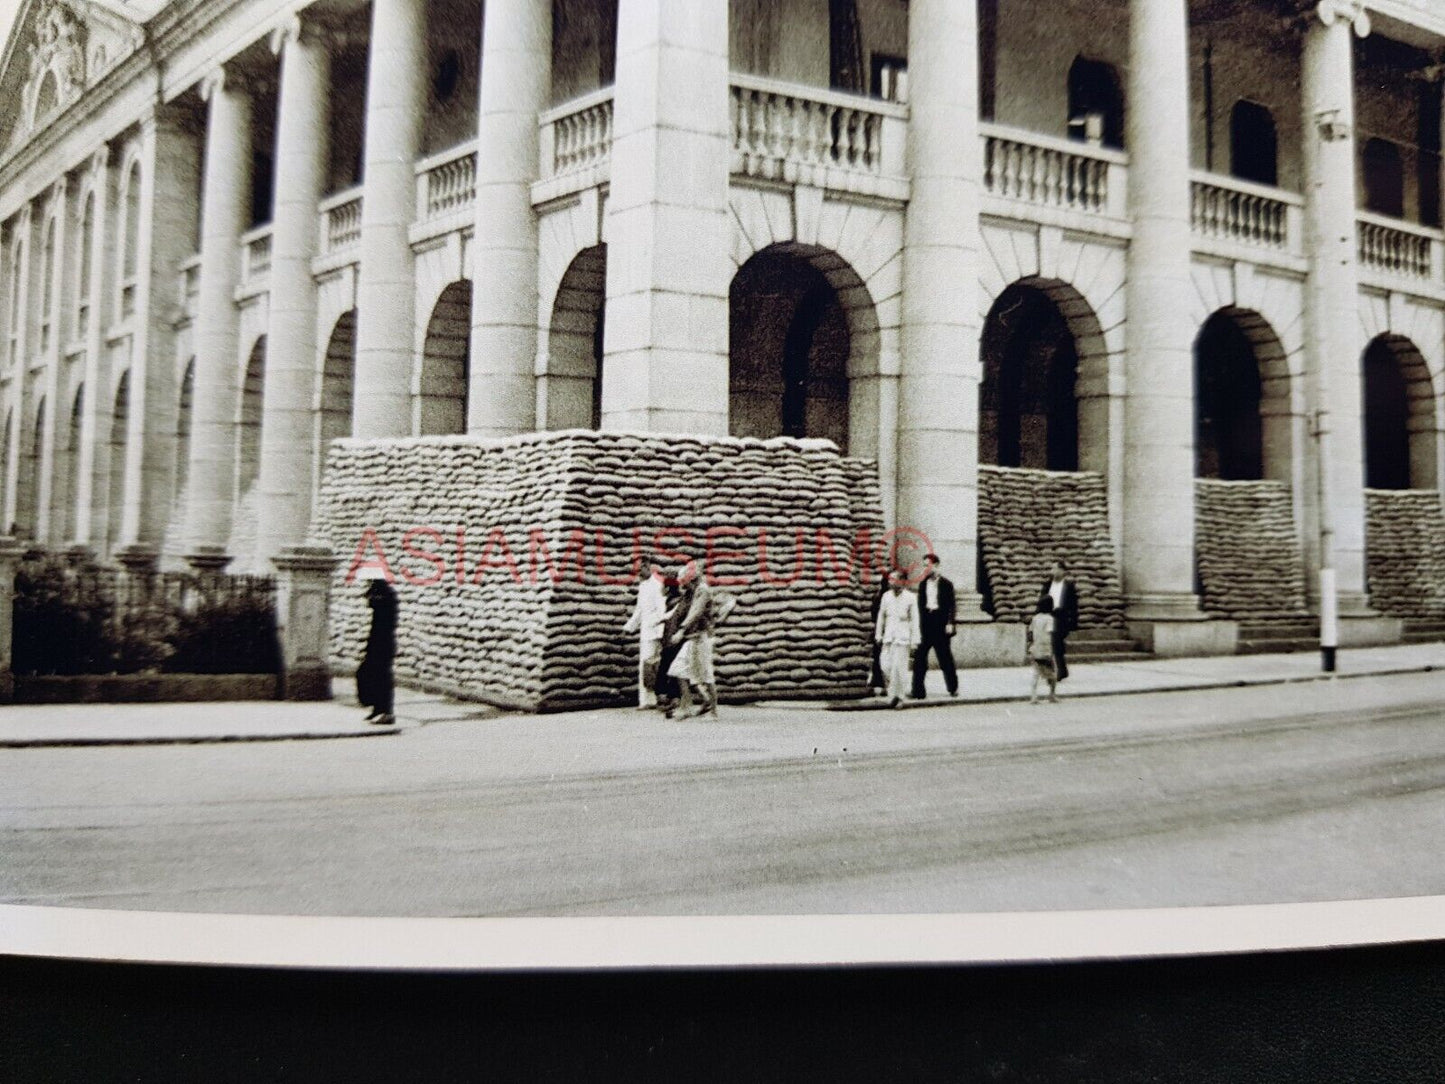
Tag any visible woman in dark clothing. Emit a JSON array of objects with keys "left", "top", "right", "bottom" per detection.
[{"left": 357, "top": 578, "right": 398, "bottom": 725}]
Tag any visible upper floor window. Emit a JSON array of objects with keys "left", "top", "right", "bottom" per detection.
[
  {"left": 74, "top": 193, "right": 94, "bottom": 338},
  {"left": 119, "top": 160, "right": 141, "bottom": 318},
  {"left": 1067, "top": 57, "right": 1124, "bottom": 150},
  {"left": 7, "top": 241, "right": 23, "bottom": 367},
  {"left": 1230, "top": 100, "right": 1278, "bottom": 187},
  {"left": 1363, "top": 137, "right": 1405, "bottom": 219},
  {"left": 870, "top": 54, "right": 908, "bottom": 104},
  {"left": 39, "top": 218, "right": 56, "bottom": 354}
]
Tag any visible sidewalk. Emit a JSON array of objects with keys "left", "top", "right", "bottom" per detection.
[{"left": 3, "top": 641, "right": 1443, "bottom": 747}]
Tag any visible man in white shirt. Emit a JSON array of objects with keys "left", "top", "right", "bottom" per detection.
[
  {"left": 623, "top": 562, "right": 668, "bottom": 708},
  {"left": 1036, "top": 559, "right": 1079, "bottom": 680},
  {"left": 875, "top": 570, "right": 921, "bottom": 707}
]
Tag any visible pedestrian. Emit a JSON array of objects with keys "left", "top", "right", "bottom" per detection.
[
  {"left": 666, "top": 559, "right": 718, "bottom": 719},
  {"left": 1037, "top": 559, "right": 1079, "bottom": 681},
  {"left": 875, "top": 569, "right": 920, "bottom": 707},
  {"left": 868, "top": 569, "right": 891, "bottom": 694},
  {"left": 623, "top": 562, "right": 668, "bottom": 709},
  {"left": 1027, "top": 595, "right": 1059, "bottom": 704},
  {"left": 356, "top": 569, "right": 397, "bottom": 725},
  {"left": 653, "top": 573, "right": 684, "bottom": 711},
  {"left": 910, "top": 553, "right": 959, "bottom": 699}
]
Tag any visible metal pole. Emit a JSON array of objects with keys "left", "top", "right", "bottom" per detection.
[{"left": 1314, "top": 406, "right": 1338, "bottom": 672}]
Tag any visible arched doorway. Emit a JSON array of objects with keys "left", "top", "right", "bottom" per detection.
[
  {"left": 106, "top": 373, "right": 129, "bottom": 555},
  {"left": 728, "top": 246, "right": 860, "bottom": 451},
  {"left": 1230, "top": 100, "right": 1277, "bottom": 187},
  {"left": 1362, "top": 334, "right": 1437, "bottom": 491},
  {"left": 418, "top": 282, "right": 469, "bottom": 435},
  {"left": 543, "top": 245, "right": 606, "bottom": 430},
  {"left": 1067, "top": 56, "right": 1124, "bottom": 149},
  {"left": 1362, "top": 138, "right": 1405, "bottom": 219},
  {"left": 318, "top": 310, "right": 355, "bottom": 476}
]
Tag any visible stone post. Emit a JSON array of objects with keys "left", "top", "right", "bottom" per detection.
[
  {"left": 36, "top": 180, "right": 68, "bottom": 545},
  {"left": 74, "top": 147, "right": 113, "bottom": 554},
  {"left": 0, "top": 536, "right": 25, "bottom": 703},
  {"left": 257, "top": 15, "right": 331, "bottom": 560},
  {"left": 468, "top": 0, "right": 551, "bottom": 436},
  {"left": 897, "top": 0, "right": 991, "bottom": 635},
  {"left": 272, "top": 543, "right": 338, "bottom": 700},
  {"left": 3, "top": 208, "right": 33, "bottom": 532},
  {"left": 1300, "top": 1, "right": 1395, "bottom": 645},
  {"left": 1120, "top": 0, "right": 1229, "bottom": 656},
  {"left": 184, "top": 67, "right": 253, "bottom": 571},
  {"left": 599, "top": 0, "right": 731, "bottom": 433},
  {"left": 352, "top": 0, "right": 426, "bottom": 438}
]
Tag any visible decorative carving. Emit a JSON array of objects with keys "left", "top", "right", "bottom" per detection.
[
  {"left": 1314, "top": 0, "right": 1371, "bottom": 37},
  {"left": 22, "top": 3, "right": 88, "bottom": 125}
]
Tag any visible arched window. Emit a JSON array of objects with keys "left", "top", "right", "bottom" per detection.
[
  {"left": 1067, "top": 57, "right": 1124, "bottom": 150},
  {"left": 1230, "top": 100, "right": 1278, "bottom": 187},
  {"left": 119, "top": 160, "right": 142, "bottom": 317},
  {"left": 39, "top": 218, "right": 56, "bottom": 353},
  {"left": 7, "top": 240, "right": 23, "bottom": 367},
  {"left": 75, "top": 193, "right": 94, "bottom": 337},
  {"left": 1363, "top": 138, "right": 1405, "bottom": 218}
]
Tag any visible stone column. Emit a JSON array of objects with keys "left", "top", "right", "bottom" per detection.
[
  {"left": 35, "top": 181, "right": 68, "bottom": 546},
  {"left": 0, "top": 535, "right": 25, "bottom": 702},
  {"left": 74, "top": 147, "right": 113, "bottom": 555},
  {"left": 896, "top": 0, "right": 988, "bottom": 620},
  {"left": 467, "top": 0, "right": 550, "bottom": 435},
  {"left": 3, "top": 208, "right": 33, "bottom": 533},
  {"left": 1120, "top": 0, "right": 1224, "bottom": 655},
  {"left": 599, "top": 0, "right": 731, "bottom": 433},
  {"left": 352, "top": 0, "right": 426, "bottom": 438},
  {"left": 184, "top": 68, "right": 253, "bottom": 571},
  {"left": 273, "top": 543, "right": 338, "bottom": 700},
  {"left": 1300, "top": 0, "right": 1391, "bottom": 644},
  {"left": 258, "top": 15, "right": 331, "bottom": 564}
]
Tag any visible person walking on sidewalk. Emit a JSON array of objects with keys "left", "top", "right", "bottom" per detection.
[
  {"left": 876, "top": 570, "right": 921, "bottom": 707},
  {"left": 910, "top": 553, "right": 959, "bottom": 699},
  {"left": 1037, "top": 559, "right": 1079, "bottom": 681},
  {"left": 356, "top": 571, "right": 398, "bottom": 725},
  {"left": 666, "top": 560, "right": 718, "bottom": 719},
  {"left": 868, "top": 569, "right": 891, "bottom": 694},
  {"left": 623, "top": 562, "right": 668, "bottom": 709},
  {"left": 1027, "top": 595, "right": 1060, "bottom": 704}
]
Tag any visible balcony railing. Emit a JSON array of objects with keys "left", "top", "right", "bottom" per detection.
[
  {"left": 980, "top": 123, "right": 1125, "bottom": 217},
  {"left": 177, "top": 253, "right": 201, "bottom": 312},
  {"left": 319, "top": 187, "right": 363, "bottom": 255},
  {"left": 415, "top": 141, "right": 476, "bottom": 223},
  {"left": 1190, "top": 173, "right": 1299, "bottom": 252},
  {"left": 539, "top": 87, "right": 614, "bottom": 179},
  {"left": 730, "top": 74, "right": 907, "bottom": 189},
  {"left": 1357, "top": 211, "right": 1441, "bottom": 281},
  {"left": 240, "top": 225, "right": 272, "bottom": 287}
]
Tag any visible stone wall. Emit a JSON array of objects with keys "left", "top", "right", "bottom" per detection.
[
  {"left": 976, "top": 466, "right": 1125, "bottom": 629},
  {"left": 1365, "top": 489, "right": 1445, "bottom": 618},
  {"left": 316, "top": 431, "right": 883, "bottom": 712},
  {"left": 1195, "top": 479, "right": 1309, "bottom": 622}
]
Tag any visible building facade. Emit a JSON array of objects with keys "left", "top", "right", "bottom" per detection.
[{"left": 3, "top": 0, "right": 1445, "bottom": 660}]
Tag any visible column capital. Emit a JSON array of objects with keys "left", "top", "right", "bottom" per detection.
[
  {"left": 87, "top": 142, "right": 111, "bottom": 177},
  {"left": 1304, "top": 0, "right": 1370, "bottom": 37},
  {"left": 269, "top": 10, "right": 346, "bottom": 56},
  {"left": 200, "top": 61, "right": 269, "bottom": 102}
]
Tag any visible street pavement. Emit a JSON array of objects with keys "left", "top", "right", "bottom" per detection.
[{"left": 3, "top": 667, "right": 1445, "bottom": 917}]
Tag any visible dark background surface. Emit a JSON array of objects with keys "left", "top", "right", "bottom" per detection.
[{"left": 4, "top": 943, "right": 1445, "bottom": 1082}]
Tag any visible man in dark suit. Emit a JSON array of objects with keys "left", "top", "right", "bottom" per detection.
[
  {"left": 1037, "top": 559, "right": 1079, "bottom": 681},
  {"left": 910, "top": 554, "right": 959, "bottom": 699}
]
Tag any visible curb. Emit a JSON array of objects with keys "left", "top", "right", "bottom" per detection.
[{"left": 0, "top": 727, "right": 403, "bottom": 750}]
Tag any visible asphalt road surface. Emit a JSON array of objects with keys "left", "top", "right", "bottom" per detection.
[{"left": 4, "top": 673, "right": 1445, "bottom": 916}]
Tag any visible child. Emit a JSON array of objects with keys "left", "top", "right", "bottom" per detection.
[{"left": 1027, "top": 595, "right": 1059, "bottom": 704}]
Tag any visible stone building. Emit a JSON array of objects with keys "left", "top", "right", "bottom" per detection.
[{"left": 3, "top": 0, "right": 1445, "bottom": 664}]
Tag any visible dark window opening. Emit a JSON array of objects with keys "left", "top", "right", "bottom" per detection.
[
  {"left": 1194, "top": 314, "right": 1264, "bottom": 481},
  {"left": 870, "top": 54, "right": 907, "bottom": 104},
  {"left": 1067, "top": 56, "right": 1124, "bottom": 150},
  {"left": 1363, "top": 339, "right": 1412, "bottom": 490},
  {"left": 1230, "top": 100, "right": 1278, "bottom": 187},
  {"left": 980, "top": 284, "right": 1079, "bottom": 472},
  {"left": 1363, "top": 138, "right": 1405, "bottom": 219}
]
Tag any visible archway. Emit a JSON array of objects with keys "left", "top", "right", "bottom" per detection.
[
  {"left": 106, "top": 373, "right": 129, "bottom": 555},
  {"left": 1193, "top": 308, "right": 1292, "bottom": 482},
  {"left": 729, "top": 244, "right": 877, "bottom": 453},
  {"left": 1362, "top": 334, "right": 1436, "bottom": 490},
  {"left": 1363, "top": 138, "right": 1405, "bottom": 219},
  {"left": 1067, "top": 56, "right": 1124, "bottom": 149},
  {"left": 174, "top": 362, "right": 193, "bottom": 514},
  {"left": 238, "top": 338, "right": 265, "bottom": 498},
  {"left": 56, "top": 384, "right": 82, "bottom": 543},
  {"left": 543, "top": 245, "right": 606, "bottom": 430},
  {"left": 318, "top": 310, "right": 355, "bottom": 474},
  {"left": 23, "top": 397, "right": 44, "bottom": 539},
  {"left": 418, "top": 282, "right": 469, "bottom": 435},
  {"left": 1230, "top": 100, "right": 1278, "bottom": 188}
]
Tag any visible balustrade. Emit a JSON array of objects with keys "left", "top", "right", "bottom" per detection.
[
  {"left": 1190, "top": 175, "right": 1293, "bottom": 249},
  {"left": 730, "top": 75, "right": 905, "bottom": 184},
  {"left": 415, "top": 142, "right": 477, "bottom": 222},
  {"left": 239, "top": 225, "right": 272, "bottom": 285},
  {"left": 319, "top": 188, "right": 363, "bottom": 254},
  {"left": 541, "top": 89, "right": 614, "bottom": 177},
  {"left": 980, "top": 123, "right": 1121, "bottom": 215},
  {"left": 1357, "top": 213, "right": 1438, "bottom": 280}
]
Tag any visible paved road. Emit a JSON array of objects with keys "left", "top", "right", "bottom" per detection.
[{"left": 4, "top": 673, "right": 1445, "bottom": 916}]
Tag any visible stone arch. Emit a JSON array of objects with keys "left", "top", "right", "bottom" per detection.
[
  {"left": 417, "top": 281, "right": 470, "bottom": 435},
  {"left": 727, "top": 242, "right": 882, "bottom": 454},
  {"left": 39, "top": 215, "right": 56, "bottom": 352},
  {"left": 1362, "top": 333, "right": 1437, "bottom": 491},
  {"left": 318, "top": 309, "right": 355, "bottom": 478},
  {"left": 107, "top": 372, "right": 129, "bottom": 554},
  {"left": 56, "top": 383, "right": 83, "bottom": 543},
  {"left": 238, "top": 337, "right": 265, "bottom": 497},
  {"left": 1193, "top": 306, "right": 1293, "bottom": 483},
  {"left": 542, "top": 243, "right": 606, "bottom": 430},
  {"left": 75, "top": 189, "right": 95, "bottom": 336},
  {"left": 174, "top": 360, "right": 194, "bottom": 511},
  {"left": 18, "top": 395, "right": 45, "bottom": 538},
  {"left": 979, "top": 275, "right": 1112, "bottom": 475},
  {"left": 119, "top": 157, "right": 142, "bottom": 294}
]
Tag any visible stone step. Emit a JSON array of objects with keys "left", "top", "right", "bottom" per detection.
[
  {"left": 1070, "top": 649, "right": 1153, "bottom": 664},
  {"left": 1237, "top": 637, "right": 1320, "bottom": 655},
  {"left": 1239, "top": 622, "right": 1320, "bottom": 640},
  {"left": 1069, "top": 638, "right": 1139, "bottom": 653}
]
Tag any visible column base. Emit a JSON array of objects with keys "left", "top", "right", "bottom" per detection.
[
  {"left": 185, "top": 546, "right": 233, "bottom": 574},
  {"left": 953, "top": 619, "right": 1027, "bottom": 668},
  {"left": 281, "top": 665, "right": 332, "bottom": 701},
  {"left": 115, "top": 544, "right": 160, "bottom": 575},
  {"left": 62, "top": 544, "right": 97, "bottom": 567},
  {"left": 1125, "top": 594, "right": 1237, "bottom": 657},
  {"left": 1337, "top": 615, "right": 1404, "bottom": 647}
]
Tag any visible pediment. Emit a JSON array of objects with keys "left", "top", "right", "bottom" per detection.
[{"left": 0, "top": 0, "right": 149, "bottom": 154}]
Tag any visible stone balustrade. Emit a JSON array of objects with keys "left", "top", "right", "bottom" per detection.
[
  {"left": 1357, "top": 211, "right": 1441, "bottom": 281},
  {"left": 1189, "top": 173, "right": 1298, "bottom": 252},
  {"left": 415, "top": 141, "right": 477, "bottom": 224},
  {"left": 730, "top": 74, "right": 907, "bottom": 192},
  {"left": 176, "top": 252, "right": 201, "bottom": 316},
  {"left": 318, "top": 187, "right": 363, "bottom": 255},
  {"left": 539, "top": 87, "right": 614, "bottom": 178},
  {"left": 980, "top": 122, "right": 1126, "bottom": 218},
  {"left": 239, "top": 224, "right": 272, "bottom": 286}
]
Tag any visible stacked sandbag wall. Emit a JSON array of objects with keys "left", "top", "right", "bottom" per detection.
[
  {"left": 976, "top": 466, "right": 1125, "bottom": 630},
  {"left": 1194, "top": 479, "right": 1309, "bottom": 622},
  {"left": 1365, "top": 489, "right": 1445, "bottom": 618},
  {"left": 316, "top": 431, "right": 883, "bottom": 711}
]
